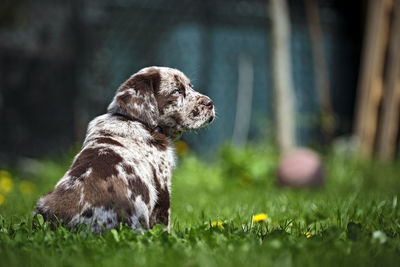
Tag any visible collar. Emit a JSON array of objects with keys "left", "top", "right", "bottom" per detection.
[
  {"left": 112, "top": 108, "right": 166, "bottom": 135},
  {"left": 113, "top": 108, "right": 134, "bottom": 121}
]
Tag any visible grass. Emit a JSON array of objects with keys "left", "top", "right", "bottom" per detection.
[{"left": 0, "top": 143, "right": 399, "bottom": 267}]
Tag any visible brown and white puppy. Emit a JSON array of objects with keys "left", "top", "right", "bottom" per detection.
[{"left": 35, "top": 66, "right": 215, "bottom": 233}]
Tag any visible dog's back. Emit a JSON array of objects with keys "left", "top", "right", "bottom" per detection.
[{"left": 35, "top": 114, "right": 174, "bottom": 232}]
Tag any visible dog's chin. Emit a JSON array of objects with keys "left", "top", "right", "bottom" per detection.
[
  {"left": 189, "top": 114, "right": 215, "bottom": 130},
  {"left": 163, "top": 113, "right": 214, "bottom": 138}
]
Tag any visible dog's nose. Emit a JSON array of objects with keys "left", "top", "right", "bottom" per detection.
[{"left": 201, "top": 98, "right": 214, "bottom": 108}]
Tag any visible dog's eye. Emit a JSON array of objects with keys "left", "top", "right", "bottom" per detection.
[{"left": 171, "top": 90, "right": 180, "bottom": 96}]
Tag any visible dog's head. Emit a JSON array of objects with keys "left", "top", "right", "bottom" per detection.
[{"left": 108, "top": 66, "right": 215, "bottom": 138}]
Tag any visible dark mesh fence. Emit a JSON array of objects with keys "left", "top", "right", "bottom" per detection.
[{"left": 0, "top": 0, "right": 361, "bottom": 161}]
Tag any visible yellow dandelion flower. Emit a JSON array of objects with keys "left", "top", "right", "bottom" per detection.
[
  {"left": 304, "top": 232, "right": 311, "bottom": 238},
  {"left": 175, "top": 141, "right": 189, "bottom": 156},
  {"left": 211, "top": 221, "right": 224, "bottom": 230},
  {"left": 253, "top": 213, "right": 267, "bottom": 223},
  {"left": 0, "top": 193, "right": 5, "bottom": 205},
  {"left": 0, "top": 176, "right": 13, "bottom": 193},
  {"left": 20, "top": 181, "right": 35, "bottom": 195}
]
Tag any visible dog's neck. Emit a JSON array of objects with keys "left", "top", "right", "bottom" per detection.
[
  {"left": 157, "top": 126, "right": 183, "bottom": 141},
  {"left": 113, "top": 108, "right": 134, "bottom": 121},
  {"left": 112, "top": 108, "right": 167, "bottom": 137}
]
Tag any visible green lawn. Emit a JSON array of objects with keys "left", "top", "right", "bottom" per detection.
[{"left": 0, "top": 144, "right": 399, "bottom": 267}]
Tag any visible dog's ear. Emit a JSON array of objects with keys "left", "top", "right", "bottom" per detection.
[{"left": 108, "top": 68, "right": 161, "bottom": 128}]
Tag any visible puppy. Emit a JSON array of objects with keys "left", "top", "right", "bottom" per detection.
[{"left": 35, "top": 66, "right": 215, "bottom": 232}]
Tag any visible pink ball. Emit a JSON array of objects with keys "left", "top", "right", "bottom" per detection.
[{"left": 277, "top": 148, "right": 324, "bottom": 187}]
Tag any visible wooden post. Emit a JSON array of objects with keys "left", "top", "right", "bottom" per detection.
[
  {"left": 232, "top": 53, "right": 254, "bottom": 147},
  {"left": 354, "top": 0, "right": 391, "bottom": 157},
  {"left": 377, "top": 1, "right": 400, "bottom": 160},
  {"left": 395, "top": 76, "right": 400, "bottom": 159},
  {"left": 304, "top": 0, "right": 331, "bottom": 114},
  {"left": 269, "top": 0, "right": 296, "bottom": 151},
  {"left": 304, "top": 0, "right": 335, "bottom": 140}
]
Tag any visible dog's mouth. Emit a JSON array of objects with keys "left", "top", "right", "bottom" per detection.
[
  {"left": 207, "top": 115, "right": 214, "bottom": 124},
  {"left": 204, "top": 106, "right": 216, "bottom": 125},
  {"left": 185, "top": 112, "right": 214, "bottom": 131},
  {"left": 199, "top": 111, "right": 215, "bottom": 128}
]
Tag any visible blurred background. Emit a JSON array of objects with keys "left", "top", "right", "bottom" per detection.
[
  {"left": 1, "top": 2, "right": 400, "bottom": 265},
  {"left": 0, "top": 0, "right": 399, "bottom": 163}
]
